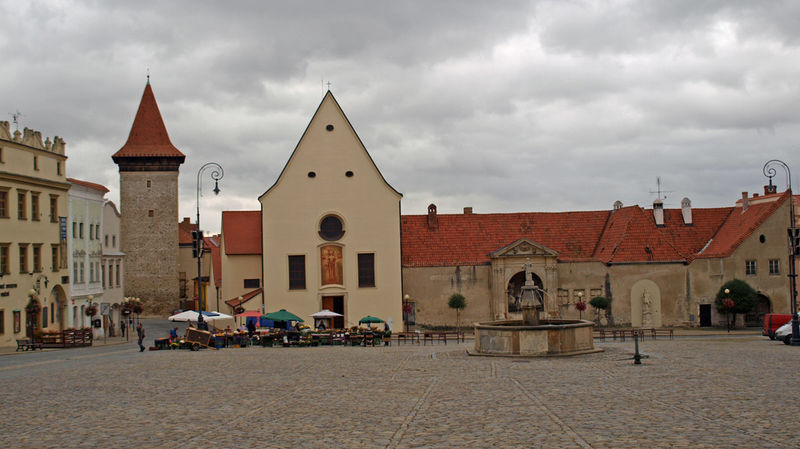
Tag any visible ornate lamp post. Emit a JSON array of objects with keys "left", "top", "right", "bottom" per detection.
[
  {"left": 763, "top": 160, "right": 800, "bottom": 346},
  {"left": 196, "top": 162, "right": 224, "bottom": 331}
]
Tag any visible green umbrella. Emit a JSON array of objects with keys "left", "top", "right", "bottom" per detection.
[
  {"left": 358, "top": 315, "right": 385, "bottom": 324},
  {"left": 264, "top": 309, "right": 305, "bottom": 322}
]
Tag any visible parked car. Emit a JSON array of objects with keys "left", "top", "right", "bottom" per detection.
[
  {"left": 775, "top": 314, "right": 800, "bottom": 344},
  {"left": 763, "top": 313, "right": 793, "bottom": 340}
]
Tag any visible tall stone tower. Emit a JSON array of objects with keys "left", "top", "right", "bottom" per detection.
[{"left": 112, "top": 80, "right": 185, "bottom": 315}]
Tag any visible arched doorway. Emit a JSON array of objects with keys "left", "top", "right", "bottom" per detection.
[
  {"left": 507, "top": 271, "right": 543, "bottom": 313},
  {"left": 745, "top": 294, "right": 771, "bottom": 327},
  {"left": 48, "top": 285, "right": 68, "bottom": 331}
]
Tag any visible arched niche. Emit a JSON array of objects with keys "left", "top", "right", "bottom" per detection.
[{"left": 630, "top": 279, "right": 661, "bottom": 328}]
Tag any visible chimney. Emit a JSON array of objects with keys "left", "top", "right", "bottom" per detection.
[
  {"left": 681, "top": 197, "right": 692, "bottom": 225},
  {"left": 741, "top": 192, "right": 750, "bottom": 212},
  {"left": 463, "top": 207, "right": 473, "bottom": 215},
  {"left": 613, "top": 200, "right": 623, "bottom": 211},
  {"left": 427, "top": 204, "right": 439, "bottom": 230},
  {"left": 653, "top": 199, "right": 664, "bottom": 226},
  {"left": 765, "top": 184, "right": 777, "bottom": 195},
  {"left": 182, "top": 217, "right": 191, "bottom": 225}
]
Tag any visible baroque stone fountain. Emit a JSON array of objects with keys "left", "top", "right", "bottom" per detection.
[{"left": 470, "top": 259, "right": 600, "bottom": 357}]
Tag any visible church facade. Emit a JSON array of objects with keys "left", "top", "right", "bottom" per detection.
[{"left": 208, "top": 92, "right": 795, "bottom": 330}]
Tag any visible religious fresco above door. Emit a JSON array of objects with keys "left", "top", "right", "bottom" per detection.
[{"left": 320, "top": 245, "right": 343, "bottom": 285}]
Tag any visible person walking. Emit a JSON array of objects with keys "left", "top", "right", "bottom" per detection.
[
  {"left": 136, "top": 322, "right": 145, "bottom": 352},
  {"left": 121, "top": 320, "right": 127, "bottom": 338}
]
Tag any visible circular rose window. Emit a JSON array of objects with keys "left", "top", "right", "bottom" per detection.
[{"left": 319, "top": 215, "right": 345, "bottom": 241}]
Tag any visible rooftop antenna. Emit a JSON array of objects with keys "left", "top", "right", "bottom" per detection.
[
  {"left": 649, "top": 176, "right": 672, "bottom": 202},
  {"left": 9, "top": 110, "right": 22, "bottom": 131},
  {"left": 326, "top": 81, "right": 332, "bottom": 91}
]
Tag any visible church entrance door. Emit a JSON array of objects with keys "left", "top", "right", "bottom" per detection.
[
  {"left": 699, "top": 304, "right": 712, "bottom": 327},
  {"left": 322, "top": 296, "right": 345, "bottom": 329}
]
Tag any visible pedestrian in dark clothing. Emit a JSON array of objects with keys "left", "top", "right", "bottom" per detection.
[
  {"left": 246, "top": 320, "right": 256, "bottom": 338},
  {"left": 121, "top": 320, "right": 127, "bottom": 338},
  {"left": 136, "top": 323, "right": 145, "bottom": 352}
]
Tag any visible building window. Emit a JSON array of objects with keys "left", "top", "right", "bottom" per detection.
[
  {"left": 0, "top": 190, "right": 7, "bottom": 217},
  {"left": 745, "top": 260, "right": 757, "bottom": 276},
  {"left": 112, "top": 235, "right": 116, "bottom": 248},
  {"left": 148, "top": 210, "right": 154, "bottom": 217},
  {"left": 0, "top": 309, "right": 4, "bottom": 334},
  {"left": 104, "top": 235, "right": 108, "bottom": 246},
  {"left": 79, "top": 262, "right": 84, "bottom": 283},
  {"left": 79, "top": 223, "right": 84, "bottom": 239},
  {"left": 49, "top": 195, "right": 58, "bottom": 222},
  {"left": 56, "top": 161, "right": 61, "bottom": 175},
  {"left": 18, "top": 243, "right": 28, "bottom": 273},
  {"left": 769, "top": 259, "right": 780, "bottom": 275},
  {"left": 115, "top": 262, "right": 120, "bottom": 287},
  {"left": 72, "top": 221, "right": 76, "bottom": 238},
  {"left": 32, "top": 245, "right": 41, "bottom": 272},
  {"left": 319, "top": 215, "right": 344, "bottom": 241},
  {"left": 51, "top": 245, "right": 59, "bottom": 271},
  {"left": 146, "top": 179, "right": 151, "bottom": 188},
  {"left": 17, "top": 192, "right": 26, "bottom": 220},
  {"left": 33, "top": 155, "right": 38, "bottom": 170},
  {"left": 102, "top": 264, "right": 106, "bottom": 288},
  {"left": 243, "top": 278, "right": 260, "bottom": 289},
  {"left": 0, "top": 244, "right": 9, "bottom": 274},
  {"left": 31, "top": 193, "right": 40, "bottom": 221},
  {"left": 288, "top": 255, "right": 306, "bottom": 290},
  {"left": 73, "top": 260, "right": 78, "bottom": 281},
  {"left": 358, "top": 253, "right": 375, "bottom": 287}
]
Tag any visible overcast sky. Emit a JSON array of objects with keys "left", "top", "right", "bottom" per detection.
[{"left": 3, "top": 1, "right": 800, "bottom": 233}]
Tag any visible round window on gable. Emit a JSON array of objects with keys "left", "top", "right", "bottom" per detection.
[
  {"left": 326, "top": 124, "right": 334, "bottom": 131},
  {"left": 760, "top": 234, "right": 766, "bottom": 243},
  {"left": 345, "top": 171, "right": 353, "bottom": 177},
  {"left": 319, "top": 215, "right": 345, "bottom": 241},
  {"left": 308, "top": 171, "right": 316, "bottom": 178}
]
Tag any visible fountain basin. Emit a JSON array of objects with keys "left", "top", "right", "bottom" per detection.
[{"left": 469, "top": 319, "right": 602, "bottom": 357}]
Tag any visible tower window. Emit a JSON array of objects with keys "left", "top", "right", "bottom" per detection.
[
  {"left": 146, "top": 180, "right": 151, "bottom": 188},
  {"left": 148, "top": 210, "right": 154, "bottom": 217},
  {"left": 358, "top": 253, "right": 375, "bottom": 287}
]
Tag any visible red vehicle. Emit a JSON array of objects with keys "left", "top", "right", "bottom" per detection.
[{"left": 763, "top": 313, "right": 792, "bottom": 340}]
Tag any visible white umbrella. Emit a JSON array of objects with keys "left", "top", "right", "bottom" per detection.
[
  {"left": 206, "top": 311, "right": 233, "bottom": 321},
  {"left": 310, "top": 309, "right": 343, "bottom": 318},
  {"left": 168, "top": 310, "right": 223, "bottom": 322},
  {"left": 310, "top": 309, "right": 342, "bottom": 330}
]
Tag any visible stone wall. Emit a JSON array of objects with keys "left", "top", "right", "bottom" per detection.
[{"left": 120, "top": 171, "right": 179, "bottom": 315}]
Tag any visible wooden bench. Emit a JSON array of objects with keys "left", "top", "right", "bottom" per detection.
[
  {"left": 649, "top": 328, "right": 674, "bottom": 340},
  {"left": 15, "top": 339, "right": 43, "bottom": 351},
  {"left": 396, "top": 332, "right": 420, "bottom": 345}
]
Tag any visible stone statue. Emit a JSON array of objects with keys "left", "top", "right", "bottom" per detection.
[{"left": 641, "top": 289, "right": 652, "bottom": 327}]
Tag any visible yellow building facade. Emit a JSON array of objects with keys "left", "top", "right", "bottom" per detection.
[{"left": 0, "top": 121, "right": 71, "bottom": 347}]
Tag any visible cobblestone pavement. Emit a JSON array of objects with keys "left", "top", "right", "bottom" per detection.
[{"left": 0, "top": 329, "right": 798, "bottom": 448}]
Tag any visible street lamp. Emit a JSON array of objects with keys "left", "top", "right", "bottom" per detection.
[
  {"left": 763, "top": 159, "right": 800, "bottom": 346},
  {"left": 403, "top": 294, "right": 411, "bottom": 333},
  {"left": 722, "top": 288, "right": 733, "bottom": 333},
  {"left": 196, "top": 162, "right": 224, "bottom": 331}
]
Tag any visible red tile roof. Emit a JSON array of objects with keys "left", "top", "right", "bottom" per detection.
[
  {"left": 178, "top": 218, "right": 197, "bottom": 245},
  {"left": 697, "top": 192, "right": 789, "bottom": 259},
  {"left": 225, "top": 288, "right": 262, "bottom": 308},
  {"left": 67, "top": 178, "right": 109, "bottom": 193},
  {"left": 222, "top": 211, "right": 262, "bottom": 255},
  {"left": 402, "top": 210, "right": 611, "bottom": 267},
  {"left": 401, "top": 204, "right": 742, "bottom": 267},
  {"left": 111, "top": 83, "right": 185, "bottom": 159}
]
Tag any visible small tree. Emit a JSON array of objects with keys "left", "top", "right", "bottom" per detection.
[
  {"left": 448, "top": 293, "right": 467, "bottom": 334},
  {"left": 589, "top": 296, "right": 610, "bottom": 325},
  {"left": 714, "top": 279, "right": 757, "bottom": 329}
]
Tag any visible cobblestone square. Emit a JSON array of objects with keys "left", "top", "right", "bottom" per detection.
[{"left": 1, "top": 327, "right": 798, "bottom": 448}]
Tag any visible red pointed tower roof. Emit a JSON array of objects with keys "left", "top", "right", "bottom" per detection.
[{"left": 112, "top": 81, "right": 185, "bottom": 170}]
